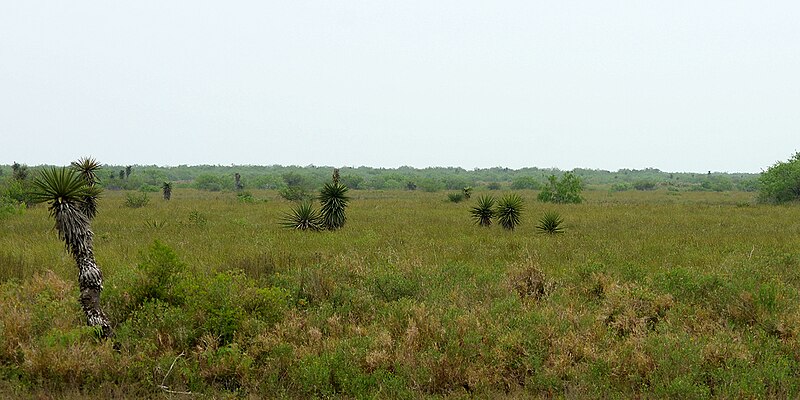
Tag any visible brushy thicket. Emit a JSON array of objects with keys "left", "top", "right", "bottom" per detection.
[{"left": 2, "top": 188, "right": 800, "bottom": 398}]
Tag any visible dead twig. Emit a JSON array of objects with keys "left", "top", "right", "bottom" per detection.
[{"left": 157, "top": 352, "right": 193, "bottom": 395}]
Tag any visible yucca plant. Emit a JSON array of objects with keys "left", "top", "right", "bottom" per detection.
[
  {"left": 536, "top": 211, "right": 565, "bottom": 234},
  {"left": 319, "top": 182, "right": 349, "bottom": 230},
  {"left": 280, "top": 201, "right": 322, "bottom": 231},
  {"left": 470, "top": 195, "right": 496, "bottom": 226},
  {"left": 496, "top": 193, "right": 524, "bottom": 230},
  {"left": 30, "top": 167, "right": 112, "bottom": 338},
  {"left": 463, "top": 186, "right": 473, "bottom": 199},
  {"left": 70, "top": 157, "right": 102, "bottom": 220},
  {"left": 162, "top": 181, "right": 173, "bottom": 200}
]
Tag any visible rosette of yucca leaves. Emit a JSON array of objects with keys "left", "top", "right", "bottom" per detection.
[
  {"left": 470, "top": 195, "right": 496, "bottom": 226},
  {"left": 536, "top": 211, "right": 564, "bottom": 234},
  {"left": 31, "top": 166, "right": 112, "bottom": 337},
  {"left": 281, "top": 201, "right": 323, "bottom": 231},
  {"left": 319, "top": 182, "right": 349, "bottom": 230},
  {"left": 496, "top": 193, "right": 523, "bottom": 230},
  {"left": 70, "top": 157, "right": 102, "bottom": 219}
]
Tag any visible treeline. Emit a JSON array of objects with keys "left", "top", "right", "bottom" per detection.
[{"left": 0, "top": 164, "right": 759, "bottom": 194}]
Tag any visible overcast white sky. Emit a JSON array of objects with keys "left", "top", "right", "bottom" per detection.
[{"left": 1, "top": 1, "right": 798, "bottom": 172}]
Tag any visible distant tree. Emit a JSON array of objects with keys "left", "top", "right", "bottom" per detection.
[
  {"left": 487, "top": 182, "right": 502, "bottom": 190},
  {"left": 234, "top": 173, "right": 244, "bottom": 191},
  {"left": 11, "top": 162, "right": 28, "bottom": 181},
  {"left": 510, "top": 176, "right": 541, "bottom": 190},
  {"left": 125, "top": 166, "right": 132, "bottom": 179},
  {"left": 332, "top": 168, "right": 341, "bottom": 184},
  {"left": 162, "top": 182, "right": 173, "bottom": 200},
  {"left": 633, "top": 180, "right": 657, "bottom": 191},
  {"left": 758, "top": 152, "right": 800, "bottom": 204},
  {"left": 538, "top": 172, "right": 583, "bottom": 204},
  {"left": 405, "top": 181, "right": 417, "bottom": 191},
  {"left": 119, "top": 170, "right": 125, "bottom": 180}
]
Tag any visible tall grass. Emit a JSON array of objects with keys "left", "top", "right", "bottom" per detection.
[{"left": 1, "top": 188, "right": 800, "bottom": 397}]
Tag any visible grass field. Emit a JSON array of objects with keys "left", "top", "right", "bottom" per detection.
[{"left": 2, "top": 188, "right": 800, "bottom": 398}]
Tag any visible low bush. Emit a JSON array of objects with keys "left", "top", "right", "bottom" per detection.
[{"left": 124, "top": 192, "right": 150, "bottom": 208}]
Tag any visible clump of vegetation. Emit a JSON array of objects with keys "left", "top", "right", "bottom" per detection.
[
  {"left": 236, "top": 191, "right": 255, "bottom": 203},
  {"left": 124, "top": 192, "right": 150, "bottom": 208},
  {"left": 469, "top": 195, "right": 495, "bottom": 226},
  {"left": 447, "top": 192, "right": 464, "bottom": 203},
  {"left": 758, "top": 152, "right": 800, "bottom": 204},
  {"left": 162, "top": 181, "right": 172, "bottom": 200},
  {"left": 538, "top": 172, "right": 583, "bottom": 204},
  {"left": 633, "top": 180, "right": 657, "bottom": 191},
  {"left": 281, "top": 201, "right": 322, "bottom": 231},
  {"left": 496, "top": 193, "right": 523, "bottom": 230},
  {"left": 535, "top": 211, "right": 565, "bottom": 234},
  {"left": 462, "top": 186, "right": 473, "bottom": 199},
  {"left": 487, "top": 182, "right": 501, "bottom": 190},
  {"left": 30, "top": 164, "right": 112, "bottom": 337},
  {"left": 318, "top": 181, "right": 349, "bottom": 230},
  {"left": 511, "top": 176, "right": 541, "bottom": 190}
]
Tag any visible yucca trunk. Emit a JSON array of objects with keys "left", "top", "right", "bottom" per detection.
[{"left": 53, "top": 200, "right": 112, "bottom": 337}]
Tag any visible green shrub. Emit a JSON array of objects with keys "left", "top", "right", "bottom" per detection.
[
  {"left": 633, "top": 180, "right": 657, "bottom": 191},
  {"left": 538, "top": 172, "right": 583, "bottom": 204},
  {"left": 124, "top": 192, "right": 150, "bottom": 208},
  {"left": 510, "top": 176, "right": 541, "bottom": 190},
  {"left": 759, "top": 152, "right": 800, "bottom": 203},
  {"left": 610, "top": 182, "right": 632, "bottom": 192}
]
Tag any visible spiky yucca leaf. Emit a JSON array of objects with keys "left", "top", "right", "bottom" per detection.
[
  {"left": 31, "top": 167, "right": 100, "bottom": 254},
  {"left": 496, "top": 193, "right": 524, "bottom": 230},
  {"left": 536, "top": 211, "right": 565, "bottom": 234},
  {"left": 470, "top": 195, "right": 496, "bottom": 226},
  {"left": 319, "top": 182, "right": 349, "bottom": 230},
  {"left": 281, "top": 201, "right": 323, "bottom": 231}
]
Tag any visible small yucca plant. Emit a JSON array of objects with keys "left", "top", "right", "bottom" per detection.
[
  {"left": 536, "top": 211, "right": 564, "bottom": 234},
  {"left": 319, "top": 182, "right": 349, "bottom": 230},
  {"left": 462, "top": 186, "right": 473, "bottom": 199},
  {"left": 281, "top": 201, "right": 322, "bottom": 231},
  {"left": 470, "top": 195, "right": 496, "bottom": 226},
  {"left": 496, "top": 194, "right": 523, "bottom": 230},
  {"left": 70, "top": 156, "right": 102, "bottom": 220}
]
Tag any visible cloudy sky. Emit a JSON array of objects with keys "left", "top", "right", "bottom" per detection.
[{"left": 1, "top": 1, "right": 798, "bottom": 172}]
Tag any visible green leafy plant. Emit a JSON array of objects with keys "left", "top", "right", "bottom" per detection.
[
  {"left": 536, "top": 211, "right": 565, "bottom": 234},
  {"left": 281, "top": 201, "right": 322, "bottom": 231},
  {"left": 758, "top": 152, "right": 800, "bottom": 204},
  {"left": 470, "top": 195, "right": 496, "bottom": 227},
  {"left": 462, "top": 186, "right": 473, "bottom": 199},
  {"left": 318, "top": 182, "right": 349, "bottom": 230},
  {"left": 538, "top": 172, "right": 583, "bottom": 204},
  {"left": 447, "top": 192, "right": 464, "bottom": 203},
  {"left": 496, "top": 193, "right": 523, "bottom": 230},
  {"left": 124, "top": 192, "right": 150, "bottom": 208}
]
